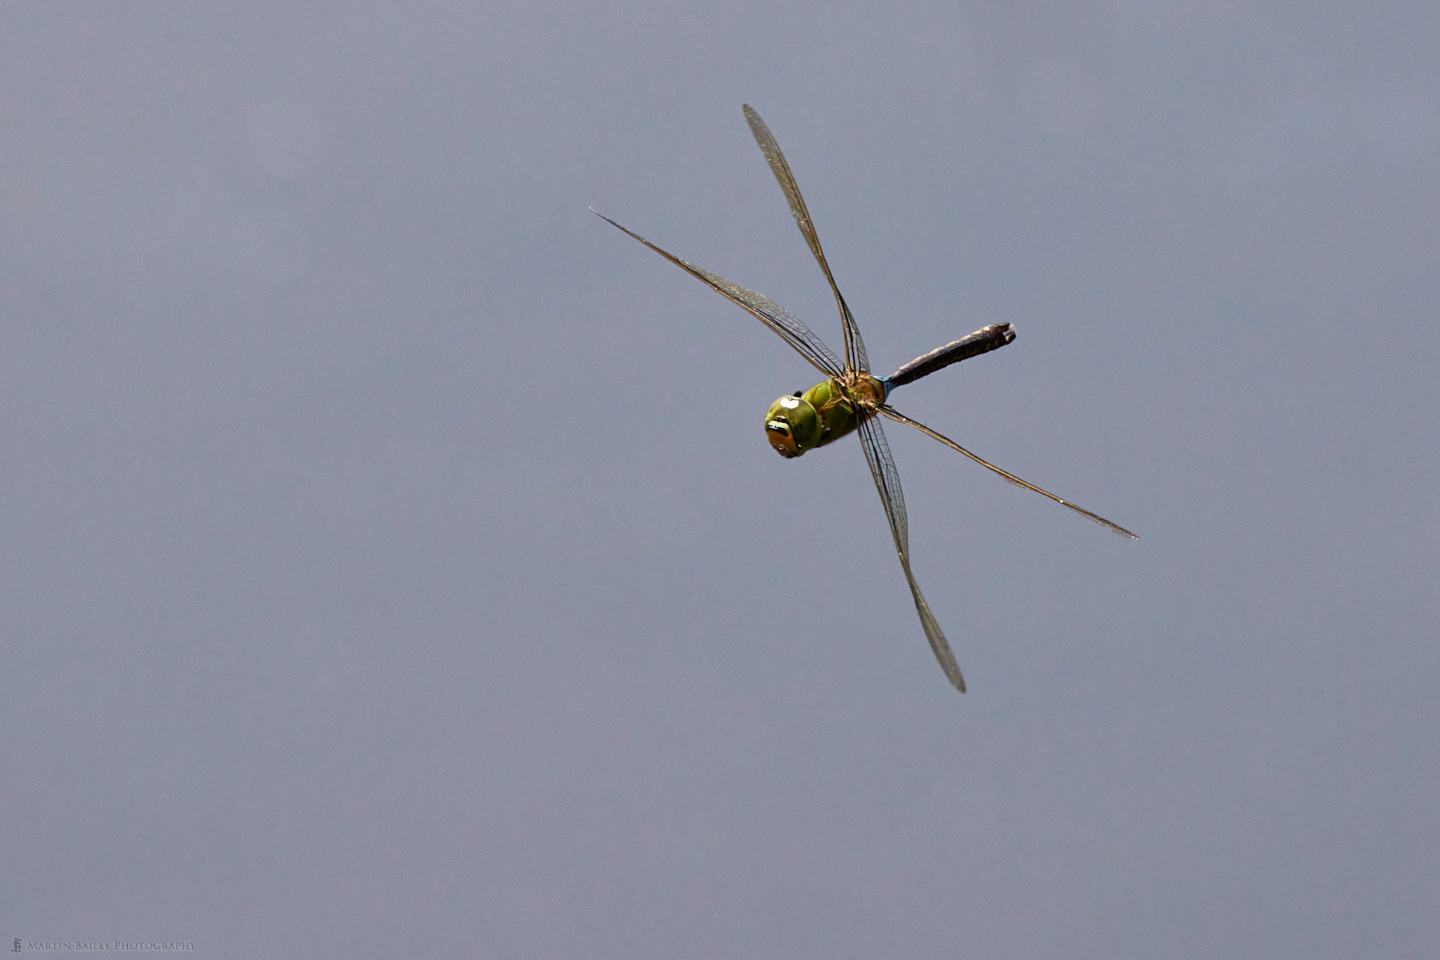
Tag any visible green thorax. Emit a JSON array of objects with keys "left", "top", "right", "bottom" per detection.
[{"left": 764, "top": 374, "right": 887, "bottom": 458}]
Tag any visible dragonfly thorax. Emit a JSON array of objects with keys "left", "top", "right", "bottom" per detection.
[{"left": 764, "top": 375, "right": 885, "bottom": 458}]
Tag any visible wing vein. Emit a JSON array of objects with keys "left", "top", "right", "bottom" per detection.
[
  {"left": 744, "top": 105, "right": 871, "bottom": 374},
  {"left": 593, "top": 210, "right": 844, "bottom": 378},
  {"left": 879, "top": 406, "right": 1140, "bottom": 538},
  {"left": 857, "top": 414, "right": 966, "bottom": 692}
]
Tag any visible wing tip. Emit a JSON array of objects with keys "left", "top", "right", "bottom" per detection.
[{"left": 1107, "top": 520, "right": 1141, "bottom": 539}]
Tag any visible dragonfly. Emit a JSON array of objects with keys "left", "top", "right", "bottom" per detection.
[{"left": 594, "top": 104, "right": 1137, "bottom": 692}]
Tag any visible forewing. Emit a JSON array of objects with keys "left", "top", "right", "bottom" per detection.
[
  {"left": 593, "top": 210, "right": 844, "bottom": 378},
  {"left": 857, "top": 414, "right": 967, "bottom": 693},
  {"left": 879, "top": 406, "right": 1140, "bottom": 539},
  {"left": 743, "top": 105, "right": 871, "bottom": 375}
]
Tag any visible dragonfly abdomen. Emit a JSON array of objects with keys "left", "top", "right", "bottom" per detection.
[{"left": 885, "top": 323, "right": 1015, "bottom": 387}]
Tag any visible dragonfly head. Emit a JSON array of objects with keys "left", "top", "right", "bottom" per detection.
[{"left": 764, "top": 393, "right": 822, "bottom": 458}]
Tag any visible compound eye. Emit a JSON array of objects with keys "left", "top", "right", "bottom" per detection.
[{"left": 765, "top": 419, "right": 801, "bottom": 458}]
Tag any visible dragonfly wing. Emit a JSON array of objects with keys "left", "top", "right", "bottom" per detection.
[
  {"left": 857, "top": 414, "right": 967, "bottom": 693},
  {"left": 879, "top": 406, "right": 1140, "bottom": 539},
  {"left": 593, "top": 210, "right": 844, "bottom": 378},
  {"left": 743, "top": 105, "right": 871, "bottom": 375}
]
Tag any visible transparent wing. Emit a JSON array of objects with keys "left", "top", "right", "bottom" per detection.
[
  {"left": 857, "top": 414, "right": 967, "bottom": 693},
  {"left": 593, "top": 210, "right": 844, "bottom": 378},
  {"left": 879, "top": 406, "right": 1140, "bottom": 539},
  {"left": 743, "top": 104, "right": 870, "bottom": 375}
]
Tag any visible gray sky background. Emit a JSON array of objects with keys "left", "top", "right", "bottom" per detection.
[{"left": 3, "top": 3, "right": 1437, "bottom": 957}]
